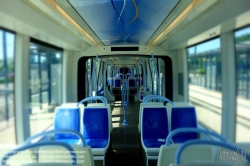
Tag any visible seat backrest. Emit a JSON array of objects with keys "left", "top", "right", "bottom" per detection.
[
  {"left": 113, "top": 77, "right": 121, "bottom": 88},
  {"left": 53, "top": 107, "right": 80, "bottom": 140},
  {"left": 170, "top": 140, "right": 250, "bottom": 166},
  {"left": 82, "top": 107, "right": 109, "bottom": 140},
  {"left": 142, "top": 106, "right": 168, "bottom": 140},
  {"left": 158, "top": 144, "right": 213, "bottom": 166},
  {"left": 171, "top": 106, "right": 198, "bottom": 143},
  {"left": 81, "top": 103, "right": 112, "bottom": 133},
  {"left": 128, "top": 77, "right": 136, "bottom": 87},
  {"left": 138, "top": 102, "right": 163, "bottom": 133},
  {"left": 139, "top": 95, "right": 173, "bottom": 133},
  {"left": 215, "top": 143, "right": 250, "bottom": 165}
]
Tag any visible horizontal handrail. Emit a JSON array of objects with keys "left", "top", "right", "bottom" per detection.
[
  {"left": 77, "top": 96, "right": 107, "bottom": 107},
  {"left": 166, "top": 128, "right": 226, "bottom": 146},
  {"left": 144, "top": 95, "right": 174, "bottom": 106},
  {"left": 142, "top": 95, "right": 159, "bottom": 103}
]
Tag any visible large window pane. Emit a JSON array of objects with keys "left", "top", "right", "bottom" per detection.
[
  {"left": 235, "top": 27, "right": 250, "bottom": 142},
  {"left": 29, "top": 42, "right": 62, "bottom": 136},
  {"left": 0, "top": 30, "right": 16, "bottom": 145},
  {"left": 187, "top": 38, "right": 222, "bottom": 133}
]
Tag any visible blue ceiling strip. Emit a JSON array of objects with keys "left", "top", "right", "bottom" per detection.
[
  {"left": 111, "top": 0, "right": 131, "bottom": 43},
  {"left": 111, "top": 0, "right": 125, "bottom": 27}
]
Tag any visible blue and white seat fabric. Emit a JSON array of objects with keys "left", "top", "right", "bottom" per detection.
[
  {"left": 170, "top": 105, "right": 198, "bottom": 143},
  {"left": 141, "top": 95, "right": 173, "bottom": 166},
  {"left": 138, "top": 95, "right": 166, "bottom": 133},
  {"left": 77, "top": 96, "right": 110, "bottom": 159},
  {"left": 53, "top": 107, "right": 80, "bottom": 144},
  {"left": 113, "top": 74, "right": 121, "bottom": 88}
]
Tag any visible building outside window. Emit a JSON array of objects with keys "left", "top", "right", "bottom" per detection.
[{"left": 187, "top": 38, "right": 222, "bottom": 133}]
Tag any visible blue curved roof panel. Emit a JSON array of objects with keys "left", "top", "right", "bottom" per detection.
[{"left": 68, "top": 0, "right": 180, "bottom": 45}]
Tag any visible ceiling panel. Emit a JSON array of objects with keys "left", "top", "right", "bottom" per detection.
[{"left": 67, "top": 0, "right": 180, "bottom": 45}]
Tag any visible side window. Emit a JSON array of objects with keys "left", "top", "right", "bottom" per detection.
[
  {"left": 0, "top": 29, "right": 16, "bottom": 145},
  {"left": 234, "top": 27, "right": 250, "bottom": 142},
  {"left": 29, "top": 41, "right": 63, "bottom": 136},
  {"left": 187, "top": 38, "right": 222, "bottom": 133}
]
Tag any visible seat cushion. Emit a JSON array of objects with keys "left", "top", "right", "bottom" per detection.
[
  {"left": 142, "top": 107, "right": 168, "bottom": 140},
  {"left": 85, "top": 139, "right": 108, "bottom": 148},
  {"left": 143, "top": 139, "right": 166, "bottom": 148},
  {"left": 171, "top": 107, "right": 198, "bottom": 143},
  {"left": 83, "top": 108, "right": 109, "bottom": 140},
  {"left": 54, "top": 107, "right": 80, "bottom": 139}
]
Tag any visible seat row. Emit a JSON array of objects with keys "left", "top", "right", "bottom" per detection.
[
  {"left": 157, "top": 128, "right": 250, "bottom": 166},
  {"left": 54, "top": 96, "right": 112, "bottom": 165},
  {"left": 2, "top": 128, "right": 250, "bottom": 166},
  {"left": 110, "top": 75, "right": 141, "bottom": 88},
  {"left": 139, "top": 95, "right": 198, "bottom": 165},
  {"left": 0, "top": 96, "right": 111, "bottom": 166}
]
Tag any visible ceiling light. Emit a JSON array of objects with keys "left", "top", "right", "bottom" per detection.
[
  {"left": 151, "top": 0, "right": 200, "bottom": 46},
  {"left": 49, "top": 0, "right": 98, "bottom": 46}
]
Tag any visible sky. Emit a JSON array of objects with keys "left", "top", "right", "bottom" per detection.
[
  {"left": 235, "top": 27, "right": 250, "bottom": 37},
  {"left": 188, "top": 27, "right": 250, "bottom": 55},
  {"left": 188, "top": 38, "right": 221, "bottom": 55},
  {"left": 0, "top": 30, "right": 15, "bottom": 60}
]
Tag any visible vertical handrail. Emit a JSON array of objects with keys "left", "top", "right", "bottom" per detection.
[
  {"left": 97, "top": 58, "right": 103, "bottom": 92},
  {"left": 90, "top": 55, "right": 98, "bottom": 97},
  {"left": 121, "top": 79, "right": 129, "bottom": 125},
  {"left": 151, "top": 54, "right": 160, "bottom": 96},
  {"left": 136, "top": 59, "right": 146, "bottom": 90},
  {"left": 103, "top": 59, "right": 113, "bottom": 102},
  {"left": 147, "top": 59, "right": 153, "bottom": 95}
]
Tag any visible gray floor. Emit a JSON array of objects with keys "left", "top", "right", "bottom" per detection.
[{"left": 105, "top": 100, "right": 143, "bottom": 166}]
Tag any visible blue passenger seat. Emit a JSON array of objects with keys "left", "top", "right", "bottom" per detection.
[
  {"left": 141, "top": 95, "right": 172, "bottom": 166},
  {"left": 142, "top": 107, "right": 168, "bottom": 148},
  {"left": 78, "top": 96, "right": 110, "bottom": 166},
  {"left": 83, "top": 107, "right": 109, "bottom": 148},
  {"left": 113, "top": 76, "right": 121, "bottom": 88},
  {"left": 128, "top": 77, "right": 136, "bottom": 87},
  {"left": 53, "top": 107, "right": 80, "bottom": 144},
  {"left": 171, "top": 106, "right": 198, "bottom": 143}
]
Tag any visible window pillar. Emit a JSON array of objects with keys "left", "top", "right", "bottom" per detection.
[
  {"left": 15, "top": 34, "right": 30, "bottom": 144},
  {"left": 220, "top": 32, "right": 236, "bottom": 143}
]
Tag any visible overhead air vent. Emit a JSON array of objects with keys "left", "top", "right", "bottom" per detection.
[{"left": 111, "top": 47, "right": 139, "bottom": 51}]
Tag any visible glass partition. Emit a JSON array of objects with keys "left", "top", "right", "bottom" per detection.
[
  {"left": 0, "top": 29, "right": 16, "bottom": 145},
  {"left": 234, "top": 27, "right": 250, "bottom": 142},
  {"left": 29, "top": 41, "right": 63, "bottom": 136},
  {"left": 187, "top": 38, "right": 222, "bottom": 133}
]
